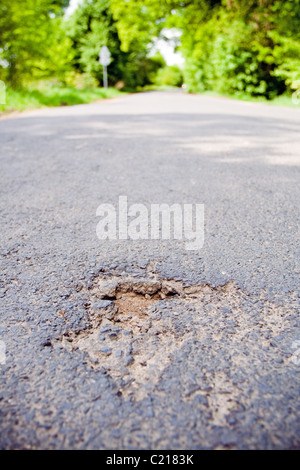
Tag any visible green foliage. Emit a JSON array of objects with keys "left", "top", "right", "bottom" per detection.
[
  {"left": 271, "top": 32, "right": 300, "bottom": 88},
  {"left": 1, "top": 0, "right": 300, "bottom": 103},
  {"left": 182, "top": 13, "right": 283, "bottom": 98},
  {"left": 113, "top": 0, "right": 300, "bottom": 98},
  {"left": 179, "top": 0, "right": 300, "bottom": 97},
  {"left": 0, "top": 83, "right": 122, "bottom": 112},
  {"left": 0, "top": 0, "right": 72, "bottom": 88},
  {"left": 145, "top": 53, "right": 167, "bottom": 84},
  {"left": 155, "top": 65, "right": 183, "bottom": 87},
  {"left": 65, "top": 0, "right": 164, "bottom": 89},
  {"left": 110, "top": 0, "right": 167, "bottom": 52}
]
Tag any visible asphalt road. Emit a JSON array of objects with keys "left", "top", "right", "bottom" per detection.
[{"left": 0, "top": 91, "right": 300, "bottom": 449}]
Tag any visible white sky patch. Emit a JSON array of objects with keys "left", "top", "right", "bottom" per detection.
[
  {"left": 65, "top": 0, "right": 83, "bottom": 16},
  {"left": 150, "top": 29, "right": 184, "bottom": 67},
  {"left": 65, "top": 2, "right": 184, "bottom": 66}
]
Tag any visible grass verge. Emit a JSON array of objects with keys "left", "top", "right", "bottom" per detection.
[{"left": 0, "top": 85, "right": 123, "bottom": 115}]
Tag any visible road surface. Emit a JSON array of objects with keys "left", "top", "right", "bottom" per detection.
[{"left": 0, "top": 91, "right": 300, "bottom": 449}]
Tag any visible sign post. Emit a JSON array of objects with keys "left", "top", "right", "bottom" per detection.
[{"left": 99, "top": 46, "right": 111, "bottom": 89}]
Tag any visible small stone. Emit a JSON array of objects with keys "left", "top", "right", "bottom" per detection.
[
  {"left": 109, "top": 332, "right": 118, "bottom": 338},
  {"left": 193, "top": 394, "right": 209, "bottom": 407},
  {"left": 91, "top": 300, "right": 114, "bottom": 311},
  {"left": 122, "top": 330, "right": 132, "bottom": 336},
  {"left": 144, "top": 408, "right": 154, "bottom": 417},
  {"left": 98, "top": 280, "right": 118, "bottom": 299},
  {"left": 100, "top": 326, "right": 111, "bottom": 334},
  {"left": 99, "top": 347, "right": 112, "bottom": 356},
  {"left": 123, "top": 356, "right": 134, "bottom": 366},
  {"left": 132, "top": 279, "right": 161, "bottom": 295},
  {"left": 226, "top": 416, "right": 237, "bottom": 425}
]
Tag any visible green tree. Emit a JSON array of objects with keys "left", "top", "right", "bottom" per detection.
[
  {"left": 110, "top": 0, "right": 300, "bottom": 98},
  {"left": 178, "top": 0, "right": 300, "bottom": 97},
  {"left": 0, "top": 0, "right": 72, "bottom": 87},
  {"left": 66, "top": 0, "right": 164, "bottom": 89},
  {"left": 2, "top": 0, "right": 299, "bottom": 98},
  {"left": 155, "top": 65, "right": 183, "bottom": 87}
]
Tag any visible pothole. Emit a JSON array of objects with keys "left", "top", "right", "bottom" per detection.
[
  {"left": 55, "top": 272, "right": 297, "bottom": 405},
  {"left": 55, "top": 273, "right": 234, "bottom": 397}
]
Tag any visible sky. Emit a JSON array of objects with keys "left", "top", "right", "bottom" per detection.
[
  {"left": 65, "top": 0, "right": 82, "bottom": 15},
  {"left": 65, "top": 0, "right": 184, "bottom": 66}
]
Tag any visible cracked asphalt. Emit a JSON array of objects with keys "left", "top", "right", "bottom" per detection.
[{"left": 0, "top": 91, "right": 300, "bottom": 449}]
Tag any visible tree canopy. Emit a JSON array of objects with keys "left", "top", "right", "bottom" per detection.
[
  {"left": 0, "top": 0, "right": 72, "bottom": 87},
  {"left": 1, "top": 0, "right": 300, "bottom": 97},
  {"left": 66, "top": 0, "right": 164, "bottom": 89}
]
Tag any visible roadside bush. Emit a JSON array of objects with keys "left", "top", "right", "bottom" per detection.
[{"left": 155, "top": 65, "right": 183, "bottom": 87}]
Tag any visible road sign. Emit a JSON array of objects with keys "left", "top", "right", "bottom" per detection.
[
  {"left": 99, "top": 46, "right": 111, "bottom": 67},
  {"left": 99, "top": 46, "right": 112, "bottom": 88}
]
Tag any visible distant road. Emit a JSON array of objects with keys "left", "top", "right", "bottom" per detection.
[{"left": 1, "top": 91, "right": 300, "bottom": 449}]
